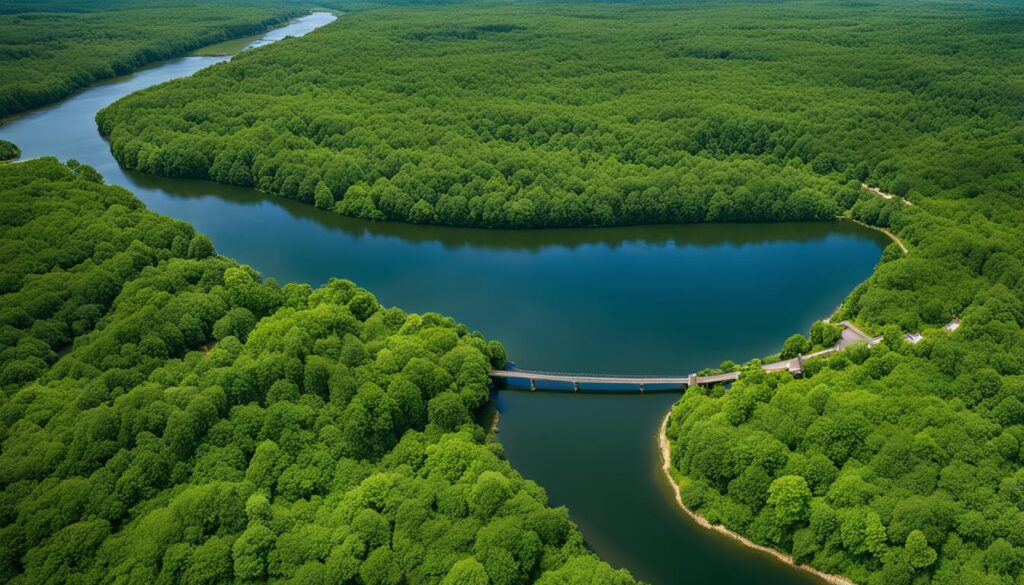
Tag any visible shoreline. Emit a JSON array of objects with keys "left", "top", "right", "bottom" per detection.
[
  {"left": 837, "top": 216, "right": 908, "bottom": 255},
  {"left": 658, "top": 412, "right": 856, "bottom": 585},
  {"left": 488, "top": 409, "right": 501, "bottom": 440},
  {"left": 0, "top": 12, "right": 305, "bottom": 125}
]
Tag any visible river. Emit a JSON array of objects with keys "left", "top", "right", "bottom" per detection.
[{"left": 0, "top": 12, "right": 886, "bottom": 584}]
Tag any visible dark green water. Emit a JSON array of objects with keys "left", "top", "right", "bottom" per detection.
[{"left": 0, "top": 13, "right": 887, "bottom": 583}]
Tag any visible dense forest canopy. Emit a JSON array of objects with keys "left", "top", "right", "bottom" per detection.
[
  {"left": 635, "top": 2, "right": 1024, "bottom": 580},
  {"left": 97, "top": 1, "right": 1024, "bottom": 230},
  {"left": 666, "top": 281, "right": 1024, "bottom": 584},
  {"left": 0, "top": 0, "right": 448, "bottom": 15},
  {"left": 0, "top": 2, "right": 303, "bottom": 118},
  {"left": 0, "top": 158, "right": 635, "bottom": 585},
  {"left": 5, "top": 1, "right": 1024, "bottom": 584}
]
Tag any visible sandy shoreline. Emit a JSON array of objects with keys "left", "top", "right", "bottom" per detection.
[
  {"left": 485, "top": 408, "right": 500, "bottom": 442},
  {"left": 658, "top": 412, "right": 856, "bottom": 585},
  {"left": 837, "top": 216, "right": 908, "bottom": 255}
]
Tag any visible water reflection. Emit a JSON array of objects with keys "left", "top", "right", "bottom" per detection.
[{"left": 126, "top": 169, "right": 880, "bottom": 252}]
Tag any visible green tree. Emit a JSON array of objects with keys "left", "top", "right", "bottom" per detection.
[
  {"left": 810, "top": 321, "right": 843, "bottom": 348},
  {"left": 469, "top": 471, "right": 512, "bottom": 519},
  {"left": 780, "top": 334, "right": 812, "bottom": 359},
  {"left": 187, "top": 234, "right": 215, "bottom": 259},
  {"left": 314, "top": 180, "right": 334, "bottom": 210},
  {"left": 0, "top": 139, "right": 19, "bottom": 162},
  {"left": 428, "top": 392, "right": 471, "bottom": 432},
  {"left": 233, "top": 524, "right": 275, "bottom": 579},
  {"left": 441, "top": 557, "right": 489, "bottom": 585},
  {"left": 904, "top": 529, "right": 936, "bottom": 570},
  {"left": 766, "top": 475, "right": 811, "bottom": 526}
]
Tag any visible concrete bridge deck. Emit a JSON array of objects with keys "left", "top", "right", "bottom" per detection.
[
  {"left": 488, "top": 369, "right": 742, "bottom": 392},
  {"left": 489, "top": 321, "right": 884, "bottom": 393}
]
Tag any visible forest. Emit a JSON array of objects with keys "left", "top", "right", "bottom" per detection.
[
  {"left": 6, "top": 0, "right": 1024, "bottom": 583},
  {"left": 666, "top": 274, "right": 1024, "bottom": 585},
  {"left": 97, "top": 1, "right": 1023, "bottom": 228},
  {"left": 653, "top": 3, "right": 1024, "bottom": 576},
  {"left": 0, "top": 158, "right": 635, "bottom": 585},
  {"left": 0, "top": 1, "right": 302, "bottom": 119}
]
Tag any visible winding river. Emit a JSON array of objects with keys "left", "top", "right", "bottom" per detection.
[{"left": 0, "top": 12, "right": 887, "bottom": 584}]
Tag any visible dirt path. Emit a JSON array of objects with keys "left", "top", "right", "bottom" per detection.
[
  {"left": 658, "top": 412, "right": 857, "bottom": 585},
  {"left": 861, "top": 183, "right": 913, "bottom": 207}
]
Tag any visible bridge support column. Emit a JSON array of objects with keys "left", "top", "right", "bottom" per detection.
[
  {"left": 573, "top": 381, "right": 580, "bottom": 393},
  {"left": 530, "top": 378, "right": 536, "bottom": 392},
  {"left": 639, "top": 383, "right": 645, "bottom": 394},
  {"left": 688, "top": 373, "right": 698, "bottom": 387}
]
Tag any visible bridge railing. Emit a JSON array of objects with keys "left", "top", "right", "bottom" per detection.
[
  {"left": 491, "top": 323, "right": 888, "bottom": 393},
  {"left": 492, "top": 368, "right": 695, "bottom": 380}
]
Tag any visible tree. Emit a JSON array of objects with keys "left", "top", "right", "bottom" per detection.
[
  {"left": 441, "top": 557, "right": 489, "bottom": 585},
  {"left": 314, "top": 181, "right": 334, "bottom": 210},
  {"left": 780, "top": 334, "right": 812, "bottom": 359},
  {"left": 983, "top": 539, "right": 1018, "bottom": 575},
  {"left": 359, "top": 546, "right": 402, "bottom": 585},
  {"left": 0, "top": 139, "right": 19, "bottom": 162},
  {"left": 213, "top": 307, "right": 256, "bottom": 341},
  {"left": 187, "top": 234, "right": 215, "bottom": 259},
  {"left": 810, "top": 321, "right": 843, "bottom": 348},
  {"left": 348, "top": 291, "right": 380, "bottom": 321},
  {"left": 182, "top": 535, "right": 234, "bottom": 585},
  {"left": 766, "top": 475, "right": 811, "bottom": 526},
  {"left": 485, "top": 341, "right": 508, "bottom": 369},
  {"left": 469, "top": 471, "right": 512, "bottom": 519},
  {"left": 245, "top": 440, "right": 290, "bottom": 492},
  {"left": 428, "top": 392, "right": 471, "bottom": 432},
  {"left": 233, "top": 524, "right": 276, "bottom": 579},
  {"left": 904, "top": 530, "right": 936, "bottom": 570}
]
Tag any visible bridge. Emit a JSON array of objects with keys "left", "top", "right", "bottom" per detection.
[{"left": 489, "top": 321, "right": 883, "bottom": 393}]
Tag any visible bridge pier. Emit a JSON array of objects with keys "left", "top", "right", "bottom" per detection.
[
  {"left": 530, "top": 378, "right": 536, "bottom": 392},
  {"left": 573, "top": 381, "right": 580, "bottom": 392},
  {"left": 639, "top": 383, "right": 645, "bottom": 394},
  {"left": 688, "top": 373, "right": 697, "bottom": 387}
]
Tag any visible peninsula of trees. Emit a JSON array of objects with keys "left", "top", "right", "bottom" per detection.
[
  {"left": 0, "top": 158, "right": 635, "bottom": 585},
  {"left": 97, "top": 2, "right": 1021, "bottom": 228}
]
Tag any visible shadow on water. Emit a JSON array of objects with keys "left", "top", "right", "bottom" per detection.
[
  {"left": 126, "top": 169, "right": 880, "bottom": 253},
  {"left": 0, "top": 12, "right": 884, "bottom": 583}
]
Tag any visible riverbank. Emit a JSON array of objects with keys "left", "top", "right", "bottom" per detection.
[
  {"left": 658, "top": 412, "right": 856, "bottom": 585},
  {"left": 0, "top": 8, "right": 306, "bottom": 122},
  {"left": 189, "top": 11, "right": 339, "bottom": 56}
]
